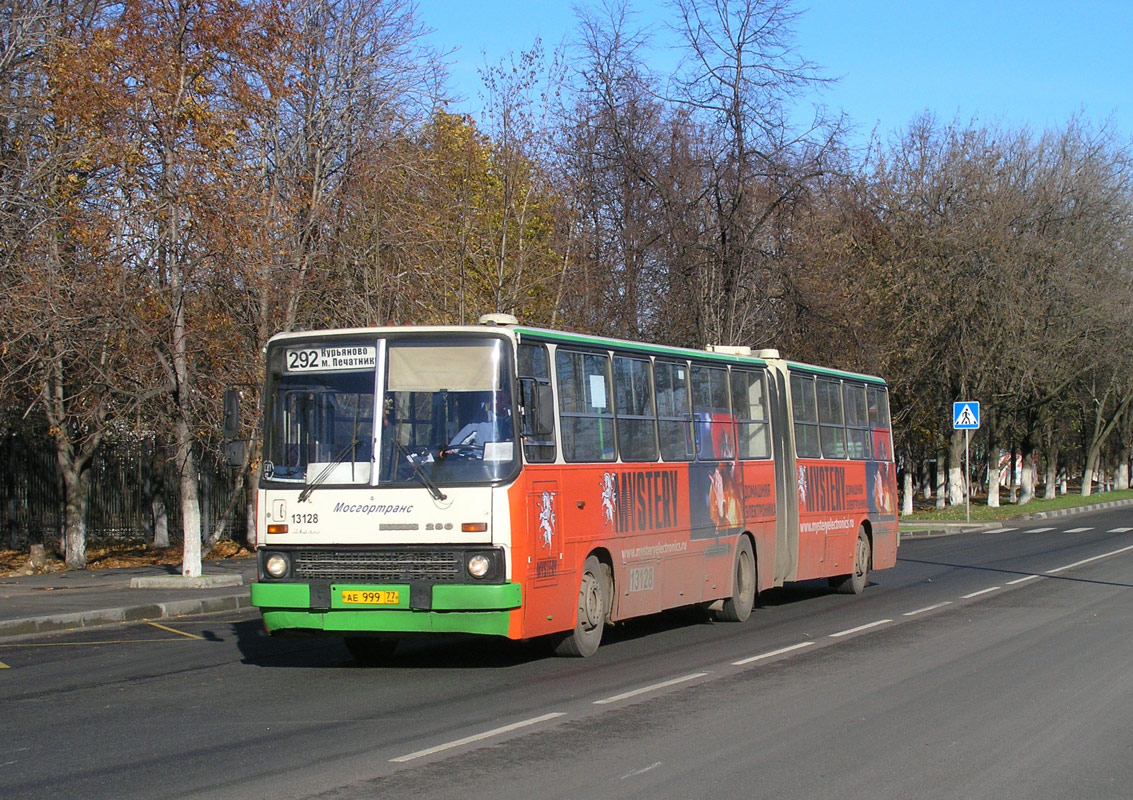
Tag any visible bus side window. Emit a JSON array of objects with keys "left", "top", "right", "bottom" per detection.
[
  {"left": 868, "top": 386, "right": 892, "bottom": 461},
  {"left": 614, "top": 354, "right": 658, "bottom": 461},
  {"left": 655, "top": 360, "right": 694, "bottom": 461},
  {"left": 790, "top": 373, "right": 821, "bottom": 459},
  {"left": 817, "top": 379, "right": 846, "bottom": 459},
  {"left": 731, "top": 369, "right": 771, "bottom": 459},
  {"left": 555, "top": 349, "right": 615, "bottom": 462},
  {"left": 518, "top": 343, "right": 556, "bottom": 463},
  {"left": 843, "top": 383, "right": 872, "bottom": 460},
  {"left": 691, "top": 363, "right": 733, "bottom": 460}
]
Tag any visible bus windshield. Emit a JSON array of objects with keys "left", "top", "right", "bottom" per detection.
[
  {"left": 262, "top": 336, "right": 518, "bottom": 488},
  {"left": 380, "top": 338, "right": 518, "bottom": 485}
]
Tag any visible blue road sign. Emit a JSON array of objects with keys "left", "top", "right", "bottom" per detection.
[{"left": 953, "top": 401, "right": 980, "bottom": 430}]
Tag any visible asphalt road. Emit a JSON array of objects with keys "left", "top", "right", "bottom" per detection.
[{"left": 4, "top": 507, "right": 1133, "bottom": 799}]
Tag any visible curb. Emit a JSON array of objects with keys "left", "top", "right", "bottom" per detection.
[
  {"left": 900, "top": 496, "right": 1133, "bottom": 538},
  {"left": 0, "top": 593, "right": 253, "bottom": 639}
]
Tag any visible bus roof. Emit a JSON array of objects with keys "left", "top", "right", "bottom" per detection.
[{"left": 265, "top": 323, "right": 887, "bottom": 386}]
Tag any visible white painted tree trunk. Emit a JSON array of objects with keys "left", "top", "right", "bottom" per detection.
[
  {"left": 1043, "top": 453, "right": 1058, "bottom": 500},
  {"left": 935, "top": 447, "right": 947, "bottom": 510},
  {"left": 176, "top": 414, "right": 203, "bottom": 578},
  {"left": 986, "top": 453, "right": 1000, "bottom": 508},
  {"left": 948, "top": 430, "right": 965, "bottom": 505},
  {"left": 902, "top": 469, "right": 914, "bottom": 516},
  {"left": 1019, "top": 455, "right": 1035, "bottom": 505}
]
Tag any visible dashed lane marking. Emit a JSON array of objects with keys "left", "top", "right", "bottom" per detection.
[
  {"left": 0, "top": 660, "right": 9, "bottom": 669},
  {"left": 962, "top": 586, "right": 1001, "bottom": 599},
  {"left": 829, "top": 619, "right": 892, "bottom": 638},
  {"left": 983, "top": 527, "right": 1015, "bottom": 534},
  {"left": 1046, "top": 543, "right": 1133, "bottom": 574},
  {"left": 594, "top": 672, "right": 709, "bottom": 705},
  {"left": 390, "top": 712, "right": 566, "bottom": 763},
  {"left": 1108, "top": 527, "right": 1133, "bottom": 533},
  {"left": 732, "top": 641, "right": 815, "bottom": 666},
  {"left": 1025, "top": 527, "right": 1055, "bottom": 533},
  {"left": 1063, "top": 527, "right": 1094, "bottom": 534},
  {"left": 903, "top": 601, "right": 952, "bottom": 616},
  {"left": 1007, "top": 575, "right": 1043, "bottom": 585}
]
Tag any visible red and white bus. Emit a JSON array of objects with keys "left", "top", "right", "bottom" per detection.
[{"left": 249, "top": 315, "right": 898, "bottom": 661}]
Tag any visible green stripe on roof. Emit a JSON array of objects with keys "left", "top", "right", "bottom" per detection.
[{"left": 514, "top": 326, "right": 885, "bottom": 383}]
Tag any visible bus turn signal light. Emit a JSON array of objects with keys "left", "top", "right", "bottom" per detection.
[{"left": 462, "top": 522, "right": 488, "bottom": 533}]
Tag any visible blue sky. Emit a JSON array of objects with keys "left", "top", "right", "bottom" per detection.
[{"left": 418, "top": 0, "right": 1132, "bottom": 147}]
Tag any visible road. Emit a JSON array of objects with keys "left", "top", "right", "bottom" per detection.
[{"left": 3, "top": 507, "right": 1133, "bottom": 799}]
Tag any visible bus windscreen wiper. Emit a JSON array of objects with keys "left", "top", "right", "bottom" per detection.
[
  {"left": 392, "top": 439, "right": 448, "bottom": 502},
  {"left": 298, "top": 439, "right": 361, "bottom": 503}
]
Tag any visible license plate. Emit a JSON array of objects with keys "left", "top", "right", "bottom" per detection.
[{"left": 341, "top": 589, "right": 400, "bottom": 605}]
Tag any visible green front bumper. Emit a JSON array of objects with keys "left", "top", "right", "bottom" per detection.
[{"left": 251, "top": 581, "right": 522, "bottom": 637}]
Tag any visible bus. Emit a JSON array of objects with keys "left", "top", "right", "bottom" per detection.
[{"left": 247, "top": 315, "right": 898, "bottom": 662}]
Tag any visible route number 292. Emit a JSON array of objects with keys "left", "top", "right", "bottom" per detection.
[{"left": 287, "top": 349, "right": 321, "bottom": 371}]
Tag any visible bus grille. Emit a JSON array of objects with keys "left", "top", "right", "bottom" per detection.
[{"left": 292, "top": 549, "right": 462, "bottom": 583}]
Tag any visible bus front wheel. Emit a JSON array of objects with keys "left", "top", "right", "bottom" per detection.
[
  {"left": 717, "top": 535, "right": 756, "bottom": 622},
  {"left": 554, "top": 555, "right": 609, "bottom": 657},
  {"left": 831, "top": 527, "right": 871, "bottom": 595}
]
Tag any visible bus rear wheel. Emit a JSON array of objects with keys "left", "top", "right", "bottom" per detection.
[
  {"left": 717, "top": 536, "right": 756, "bottom": 622},
  {"left": 344, "top": 636, "right": 398, "bottom": 666},
  {"left": 554, "top": 555, "right": 609, "bottom": 657},
  {"left": 831, "top": 527, "right": 871, "bottom": 595}
]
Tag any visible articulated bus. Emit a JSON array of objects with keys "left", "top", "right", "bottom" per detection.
[{"left": 248, "top": 315, "right": 898, "bottom": 661}]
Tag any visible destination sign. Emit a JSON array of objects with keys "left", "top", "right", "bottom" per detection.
[{"left": 284, "top": 345, "right": 376, "bottom": 373}]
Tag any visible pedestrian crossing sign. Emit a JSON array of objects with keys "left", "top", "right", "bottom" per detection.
[{"left": 953, "top": 401, "right": 980, "bottom": 430}]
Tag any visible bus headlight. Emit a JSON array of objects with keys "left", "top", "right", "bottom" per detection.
[
  {"left": 467, "top": 553, "right": 491, "bottom": 579},
  {"left": 264, "top": 552, "right": 290, "bottom": 579}
]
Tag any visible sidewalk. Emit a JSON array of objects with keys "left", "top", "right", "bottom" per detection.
[{"left": 0, "top": 558, "right": 256, "bottom": 639}]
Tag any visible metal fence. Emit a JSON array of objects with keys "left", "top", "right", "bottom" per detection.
[{"left": 1, "top": 431, "right": 247, "bottom": 552}]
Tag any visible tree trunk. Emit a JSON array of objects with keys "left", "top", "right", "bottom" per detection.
[
  {"left": 901, "top": 467, "right": 914, "bottom": 516},
  {"left": 1116, "top": 442, "right": 1131, "bottom": 490},
  {"left": 948, "top": 429, "right": 965, "bottom": 505},
  {"left": 935, "top": 445, "right": 947, "bottom": 510},
  {"left": 985, "top": 409, "right": 999, "bottom": 508},
  {"left": 1019, "top": 442, "right": 1036, "bottom": 505},
  {"left": 1043, "top": 445, "right": 1059, "bottom": 500},
  {"left": 175, "top": 415, "right": 202, "bottom": 577},
  {"left": 59, "top": 463, "right": 91, "bottom": 570}
]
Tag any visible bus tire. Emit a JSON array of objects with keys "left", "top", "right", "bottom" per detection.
[
  {"left": 831, "top": 527, "right": 871, "bottom": 595},
  {"left": 344, "top": 636, "right": 398, "bottom": 666},
  {"left": 554, "top": 555, "right": 609, "bottom": 657},
  {"left": 717, "top": 536, "right": 756, "bottom": 622}
]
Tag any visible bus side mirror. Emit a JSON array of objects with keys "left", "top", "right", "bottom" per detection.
[
  {"left": 225, "top": 440, "right": 247, "bottom": 468},
  {"left": 534, "top": 384, "right": 555, "bottom": 436},
  {"left": 223, "top": 388, "right": 240, "bottom": 439}
]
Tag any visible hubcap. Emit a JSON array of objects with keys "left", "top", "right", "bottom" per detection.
[{"left": 580, "top": 573, "right": 602, "bottom": 629}]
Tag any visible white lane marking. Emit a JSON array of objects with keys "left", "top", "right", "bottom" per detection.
[
  {"left": 1007, "top": 574, "right": 1043, "bottom": 585},
  {"left": 1025, "top": 527, "right": 1054, "bottom": 533},
  {"left": 1108, "top": 527, "right": 1133, "bottom": 533},
  {"left": 732, "top": 641, "right": 815, "bottom": 666},
  {"left": 390, "top": 712, "right": 565, "bottom": 763},
  {"left": 1046, "top": 543, "right": 1133, "bottom": 575},
  {"left": 903, "top": 601, "right": 952, "bottom": 616},
  {"left": 1063, "top": 527, "right": 1094, "bottom": 534},
  {"left": 983, "top": 527, "right": 1015, "bottom": 534},
  {"left": 829, "top": 619, "right": 892, "bottom": 638},
  {"left": 962, "top": 587, "right": 1001, "bottom": 599},
  {"left": 593, "top": 672, "right": 709, "bottom": 705},
  {"left": 621, "top": 762, "right": 663, "bottom": 780}
]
